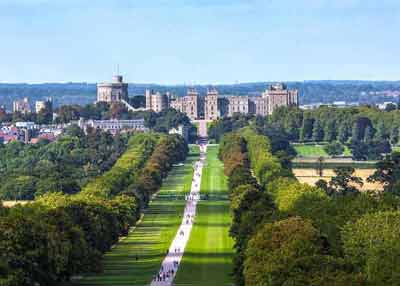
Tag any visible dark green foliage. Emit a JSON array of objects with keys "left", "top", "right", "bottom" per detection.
[
  {"left": 81, "top": 133, "right": 158, "bottom": 198},
  {"left": 228, "top": 166, "right": 257, "bottom": 191},
  {"left": 328, "top": 167, "right": 363, "bottom": 195},
  {"left": 368, "top": 152, "right": 400, "bottom": 194},
  {"left": 342, "top": 211, "right": 400, "bottom": 285},
  {"left": 208, "top": 114, "right": 254, "bottom": 143},
  {"left": 244, "top": 217, "right": 363, "bottom": 286},
  {"left": 142, "top": 109, "right": 197, "bottom": 143},
  {"left": 0, "top": 126, "right": 129, "bottom": 200},
  {"left": 324, "top": 141, "right": 344, "bottom": 156},
  {"left": 300, "top": 115, "right": 314, "bottom": 141},
  {"left": 350, "top": 138, "right": 392, "bottom": 161},
  {"left": 133, "top": 134, "right": 188, "bottom": 206},
  {"left": 312, "top": 120, "right": 324, "bottom": 141},
  {"left": 351, "top": 117, "right": 372, "bottom": 142}
]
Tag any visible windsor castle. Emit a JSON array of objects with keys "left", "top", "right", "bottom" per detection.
[{"left": 97, "top": 76, "right": 298, "bottom": 120}]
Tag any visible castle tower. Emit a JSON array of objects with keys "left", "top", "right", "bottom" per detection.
[
  {"left": 97, "top": 75, "right": 128, "bottom": 103},
  {"left": 204, "top": 87, "right": 219, "bottom": 120},
  {"left": 145, "top": 89, "right": 169, "bottom": 113}
]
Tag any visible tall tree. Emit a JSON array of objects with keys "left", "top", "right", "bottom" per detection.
[
  {"left": 364, "top": 125, "right": 375, "bottom": 143},
  {"left": 324, "top": 120, "right": 337, "bottom": 142},
  {"left": 390, "top": 127, "right": 399, "bottom": 146},
  {"left": 337, "top": 122, "right": 351, "bottom": 143},
  {"left": 368, "top": 152, "right": 400, "bottom": 194},
  {"left": 351, "top": 117, "right": 372, "bottom": 142},
  {"left": 300, "top": 116, "right": 314, "bottom": 142},
  {"left": 328, "top": 167, "right": 363, "bottom": 195},
  {"left": 375, "top": 121, "right": 389, "bottom": 140},
  {"left": 312, "top": 120, "right": 324, "bottom": 142}
]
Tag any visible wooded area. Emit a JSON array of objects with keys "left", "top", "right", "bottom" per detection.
[{"left": 0, "top": 132, "right": 188, "bottom": 285}]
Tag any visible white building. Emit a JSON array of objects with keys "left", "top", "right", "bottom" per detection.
[
  {"left": 169, "top": 125, "right": 189, "bottom": 141},
  {"left": 78, "top": 118, "right": 147, "bottom": 133},
  {"left": 13, "top": 98, "right": 31, "bottom": 114},
  {"left": 35, "top": 98, "right": 52, "bottom": 113}
]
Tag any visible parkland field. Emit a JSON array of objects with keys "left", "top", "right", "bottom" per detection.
[
  {"left": 293, "top": 143, "right": 352, "bottom": 157},
  {"left": 174, "top": 145, "right": 234, "bottom": 286},
  {"left": 72, "top": 148, "right": 199, "bottom": 286},
  {"left": 292, "top": 143, "right": 382, "bottom": 191}
]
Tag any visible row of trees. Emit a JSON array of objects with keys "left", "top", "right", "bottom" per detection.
[
  {"left": 219, "top": 128, "right": 400, "bottom": 286},
  {"left": 0, "top": 133, "right": 188, "bottom": 285},
  {"left": 81, "top": 132, "right": 188, "bottom": 206}
]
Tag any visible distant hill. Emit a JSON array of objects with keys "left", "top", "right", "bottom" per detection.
[{"left": 1, "top": 80, "right": 399, "bottom": 111}]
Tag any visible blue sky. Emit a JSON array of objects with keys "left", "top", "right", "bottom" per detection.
[{"left": 0, "top": 0, "right": 399, "bottom": 84}]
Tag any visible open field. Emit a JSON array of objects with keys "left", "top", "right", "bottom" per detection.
[
  {"left": 293, "top": 158, "right": 377, "bottom": 169},
  {"left": 2, "top": 201, "right": 30, "bottom": 207},
  {"left": 393, "top": 146, "right": 400, "bottom": 152},
  {"left": 174, "top": 145, "right": 234, "bottom": 286},
  {"left": 294, "top": 168, "right": 383, "bottom": 191},
  {"left": 294, "top": 143, "right": 352, "bottom": 158},
  {"left": 72, "top": 150, "right": 199, "bottom": 286}
]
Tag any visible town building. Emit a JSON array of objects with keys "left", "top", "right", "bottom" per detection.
[
  {"left": 377, "top": 102, "right": 397, "bottom": 110},
  {"left": 262, "top": 83, "right": 298, "bottom": 115},
  {"left": 227, "top": 96, "right": 250, "bottom": 117},
  {"left": 35, "top": 98, "right": 52, "bottom": 113},
  {"left": 204, "top": 88, "right": 219, "bottom": 120},
  {"left": 97, "top": 75, "right": 129, "bottom": 103},
  {"left": 250, "top": 96, "right": 269, "bottom": 116},
  {"left": 145, "top": 89, "right": 169, "bottom": 112},
  {"left": 77, "top": 118, "right": 147, "bottom": 134},
  {"left": 15, "top": 121, "right": 35, "bottom": 130},
  {"left": 13, "top": 97, "right": 31, "bottom": 114},
  {"left": 169, "top": 125, "right": 190, "bottom": 142}
]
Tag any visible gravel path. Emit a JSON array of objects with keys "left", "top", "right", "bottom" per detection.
[{"left": 150, "top": 144, "right": 207, "bottom": 286}]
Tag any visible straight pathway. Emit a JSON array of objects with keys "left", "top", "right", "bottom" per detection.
[{"left": 150, "top": 144, "right": 207, "bottom": 286}]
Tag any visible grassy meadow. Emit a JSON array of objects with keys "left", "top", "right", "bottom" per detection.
[
  {"left": 175, "top": 145, "right": 234, "bottom": 286},
  {"left": 294, "top": 143, "right": 352, "bottom": 157}
]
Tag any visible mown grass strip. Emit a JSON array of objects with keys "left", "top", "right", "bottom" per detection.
[{"left": 174, "top": 145, "right": 234, "bottom": 286}]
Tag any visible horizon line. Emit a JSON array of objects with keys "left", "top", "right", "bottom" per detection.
[{"left": 1, "top": 79, "right": 400, "bottom": 86}]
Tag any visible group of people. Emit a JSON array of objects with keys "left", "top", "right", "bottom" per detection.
[
  {"left": 150, "top": 143, "right": 206, "bottom": 286},
  {"left": 185, "top": 193, "right": 200, "bottom": 201},
  {"left": 153, "top": 264, "right": 177, "bottom": 283}
]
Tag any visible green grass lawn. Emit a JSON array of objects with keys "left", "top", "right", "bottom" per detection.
[
  {"left": 71, "top": 150, "right": 199, "bottom": 286},
  {"left": 294, "top": 143, "right": 352, "bottom": 157},
  {"left": 393, "top": 146, "right": 400, "bottom": 152},
  {"left": 174, "top": 145, "right": 234, "bottom": 286}
]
